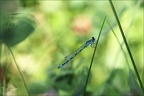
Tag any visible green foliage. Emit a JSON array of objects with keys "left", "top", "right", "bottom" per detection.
[
  {"left": 129, "top": 70, "right": 143, "bottom": 96},
  {"left": 0, "top": 13, "right": 36, "bottom": 46},
  {"left": 0, "top": 0, "right": 143, "bottom": 96}
]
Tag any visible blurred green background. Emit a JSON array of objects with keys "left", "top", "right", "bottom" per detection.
[{"left": 0, "top": 0, "right": 143, "bottom": 95}]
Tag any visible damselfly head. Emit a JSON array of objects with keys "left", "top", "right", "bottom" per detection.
[
  {"left": 91, "top": 38, "right": 97, "bottom": 48},
  {"left": 92, "top": 36, "right": 95, "bottom": 40}
]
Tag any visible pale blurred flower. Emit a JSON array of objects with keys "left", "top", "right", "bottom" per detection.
[{"left": 72, "top": 16, "right": 92, "bottom": 35}]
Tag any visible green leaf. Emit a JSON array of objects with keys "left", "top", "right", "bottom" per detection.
[{"left": 0, "top": 13, "right": 36, "bottom": 46}]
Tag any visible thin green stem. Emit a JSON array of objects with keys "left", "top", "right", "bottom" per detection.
[
  {"left": 106, "top": 20, "right": 130, "bottom": 68},
  {"left": 109, "top": 0, "right": 144, "bottom": 93},
  {"left": 83, "top": 17, "right": 106, "bottom": 96},
  {"left": 7, "top": 46, "right": 30, "bottom": 96},
  {"left": 0, "top": 43, "right": 2, "bottom": 96}
]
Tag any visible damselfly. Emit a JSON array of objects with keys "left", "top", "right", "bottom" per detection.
[{"left": 58, "top": 37, "right": 96, "bottom": 69}]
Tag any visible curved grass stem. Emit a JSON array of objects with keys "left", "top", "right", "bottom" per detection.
[{"left": 83, "top": 16, "right": 106, "bottom": 96}]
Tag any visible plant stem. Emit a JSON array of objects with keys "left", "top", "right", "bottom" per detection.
[
  {"left": 7, "top": 46, "right": 30, "bottom": 96},
  {"left": 109, "top": 0, "right": 144, "bottom": 93},
  {"left": 83, "top": 17, "right": 106, "bottom": 96}
]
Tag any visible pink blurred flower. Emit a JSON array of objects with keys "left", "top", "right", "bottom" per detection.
[{"left": 72, "top": 16, "right": 92, "bottom": 35}]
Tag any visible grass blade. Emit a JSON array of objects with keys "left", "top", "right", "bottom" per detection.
[
  {"left": 106, "top": 20, "right": 130, "bottom": 68},
  {"left": 109, "top": 0, "right": 144, "bottom": 93},
  {"left": 83, "top": 16, "right": 107, "bottom": 96}
]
